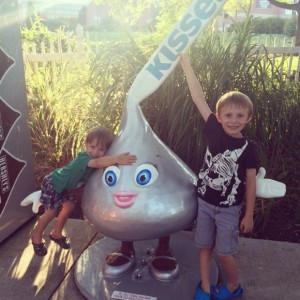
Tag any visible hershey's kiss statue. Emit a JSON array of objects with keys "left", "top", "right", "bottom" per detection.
[
  {"left": 82, "top": 94, "right": 198, "bottom": 280},
  {"left": 81, "top": 0, "right": 230, "bottom": 282}
]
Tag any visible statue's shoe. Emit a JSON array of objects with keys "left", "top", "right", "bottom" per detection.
[
  {"left": 103, "top": 248, "right": 136, "bottom": 278},
  {"left": 150, "top": 248, "right": 179, "bottom": 281}
]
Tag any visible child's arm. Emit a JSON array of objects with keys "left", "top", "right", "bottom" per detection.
[
  {"left": 240, "top": 168, "right": 256, "bottom": 233},
  {"left": 88, "top": 152, "right": 137, "bottom": 169},
  {"left": 180, "top": 53, "right": 212, "bottom": 121}
]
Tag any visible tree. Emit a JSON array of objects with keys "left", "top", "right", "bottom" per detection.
[
  {"left": 224, "top": 0, "right": 252, "bottom": 15},
  {"left": 268, "top": 0, "right": 300, "bottom": 45},
  {"left": 93, "top": 0, "right": 251, "bottom": 36},
  {"left": 94, "top": 0, "right": 155, "bottom": 27}
]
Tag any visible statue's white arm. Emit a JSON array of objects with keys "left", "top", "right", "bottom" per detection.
[
  {"left": 256, "top": 167, "right": 286, "bottom": 198},
  {"left": 20, "top": 190, "right": 42, "bottom": 213}
]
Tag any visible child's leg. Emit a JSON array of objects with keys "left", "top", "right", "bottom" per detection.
[
  {"left": 199, "top": 247, "right": 214, "bottom": 293},
  {"left": 217, "top": 254, "right": 240, "bottom": 292},
  {"left": 214, "top": 204, "right": 242, "bottom": 292},
  {"left": 31, "top": 208, "right": 57, "bottom": 244},
  {"left": 194, "top": 199, "right": 216, "bottom": 293},
  {"left": 51, "top": 200, "right": 76, "bottom": 238}
]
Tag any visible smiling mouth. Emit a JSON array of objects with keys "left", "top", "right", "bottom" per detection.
[
  {"left": 227, "top": 125, "right": 239, "bottom": 129},
  {"left": 112, "top": 191, "right": 138, "bottom": 208}
]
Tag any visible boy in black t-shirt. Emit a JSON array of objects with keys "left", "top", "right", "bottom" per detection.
[{"left": 180, "top": 53, "right": 258, "bottom": 300}]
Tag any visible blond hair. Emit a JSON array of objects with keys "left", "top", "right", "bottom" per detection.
[{"left": 216, "top": 91, "right": 253, "bottom": 117}]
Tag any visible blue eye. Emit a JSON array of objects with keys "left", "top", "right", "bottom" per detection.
[
  {"left": 135, "top": 164, "right": 158, "bottom": 187},
  {"left": 136, "top": 169, "right": 151, "bottom": 185},
  {"left": 102, "top": 166, "right": 120, "bottom": 186}
]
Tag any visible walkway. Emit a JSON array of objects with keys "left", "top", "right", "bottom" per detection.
[{"left": 1, "top": 218, "right": 299, "bottom": 299}]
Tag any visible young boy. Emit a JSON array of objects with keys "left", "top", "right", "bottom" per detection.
[
  {"left": 31, "top": 126, "right": 137, "bottom": 256},
  {"left": 180, "top": 53, "right": 258, "bottom": 300}
]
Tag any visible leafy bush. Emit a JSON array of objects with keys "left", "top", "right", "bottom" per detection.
[
  {"left": 283, "top": 17, "right": 296, "bottom": 37},
  {"left": 22, "top": 15, "right": 77, "bottom": 53},
  {"left": 231, "top": 16, "right": 293, "bottom": 36}
]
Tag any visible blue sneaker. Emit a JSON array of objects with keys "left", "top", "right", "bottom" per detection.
[
  {"left": 211, "top": 283, "right": 243, "bottom": 300},
  {"left": 194, "top": 282, "right": 211, "bottom": 300}
]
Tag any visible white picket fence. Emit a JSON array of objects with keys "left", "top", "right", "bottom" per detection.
[
  {"left": 22, "top": 28, "right": 300, "bottom": 81},
  {"left": 22, "top": 25, "right": 89, "bottom": 73},
  {"left": 254, "top": 35, "right": 295, "bottom": 48},
  {"left": 253, "top": 46, "right": 300, "bottom": 81}
]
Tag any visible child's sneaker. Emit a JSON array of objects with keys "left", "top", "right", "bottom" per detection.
[
  {"left": 194, "top": 282, "right": 211, "bottom": 300},
  {"left": 211, "top": 283, "right": 243, "bottom": 300}
]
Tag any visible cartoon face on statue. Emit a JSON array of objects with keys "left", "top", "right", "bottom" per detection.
[{"left": 82, "top": 102, "right": 198, "bottom": 241}]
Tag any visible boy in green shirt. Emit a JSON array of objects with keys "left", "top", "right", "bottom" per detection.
[{"left": 31, "top": 126, "right": 137, "bottom": 256}]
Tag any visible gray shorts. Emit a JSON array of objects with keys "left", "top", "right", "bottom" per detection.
[{"left": 194, "top": 198, "right": 242, "bottom": 256}]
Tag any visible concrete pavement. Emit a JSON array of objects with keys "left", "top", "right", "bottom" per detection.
[{"left": 1, "top": 217, "right": 299, "bottom": 300}]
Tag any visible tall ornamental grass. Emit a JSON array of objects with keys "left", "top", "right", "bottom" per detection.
[{"left": 25, "top": 59, "right": 94, "bottom": 182}]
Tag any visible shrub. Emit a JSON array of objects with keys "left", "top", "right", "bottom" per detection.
[
  {"left": 283, "top": 17, "right": 296, "bottom": 37},
  {"left": 232, "top": 17, "right": 291, "bottom": 36}
]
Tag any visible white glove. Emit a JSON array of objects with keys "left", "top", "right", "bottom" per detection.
[
  {"left": 256, "top": 167, "right": 286, "bottom": 198},
  {"left": 20, "top": 190, "right": 42, "bottom": 213}
]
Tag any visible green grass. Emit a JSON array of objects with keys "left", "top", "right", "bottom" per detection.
[{"left": 252, "top": 34, "right": 294, "bottom": 47}]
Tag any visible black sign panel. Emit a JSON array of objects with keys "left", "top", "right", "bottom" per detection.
[
  {"left": 0, "top": 149, "right": 26, "bottom": 213},
  {"left": 0, "top": 97, "right": 21, "bottom": 150},
  {"left": 0, "top": 48, "right": 14, "bottom": 81},
  {"left": 0, "top": 0, "right": 36, "bottom": 241}
]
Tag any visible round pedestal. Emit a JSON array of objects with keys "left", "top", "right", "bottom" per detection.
[{"left": 74, "top": 232, "right": 218, "bottom": 300}]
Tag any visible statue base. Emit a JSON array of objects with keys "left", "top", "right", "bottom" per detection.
[{"left": 74, "top": 232, "right": 218, "bottom": 300}]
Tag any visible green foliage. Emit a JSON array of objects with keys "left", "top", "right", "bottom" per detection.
[
  {"left": 85, "top": 37, "right": 148, "bottom": 132},
  {"left": 25, "top": 60, "right": 93, "bottom": 171},
  {"left": 154, "top": 0, "right": 191, "bottom": 38},
  {"left": 224, "top": 0, "right": 252, "bottom": 14},
  {"left": 43, "top": 18, "right": 79, "bottom": 32},
  {"left": 92, "top": 0, "right": 253, "bottom": 34},
  {"left": 21, "top": 15, "right": 76, "bottom": 52},
  {"left": 231, "top": 16, "right": 294, "bottom": 36},
  {"left": 283, "top": 17, "right": 297, "bottom": 36},
  {"left": 140, "top": 21, "right": 300, "bottom": 231},
  {"left": 21, "top": 15, "right": 55, "bottom": 44},
  {"left": 94, "top": 0, "right": 155, "bottom": 27},
  {"left": 143, "top": 15, "right": 259, "bottom": 172},
  {"left": 23, "top": 13, "right": 300, "bottom": 236}
]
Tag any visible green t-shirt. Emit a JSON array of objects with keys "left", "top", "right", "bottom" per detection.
[{"left": 51, "top": 151, "right": 94, "bottom": 193}]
